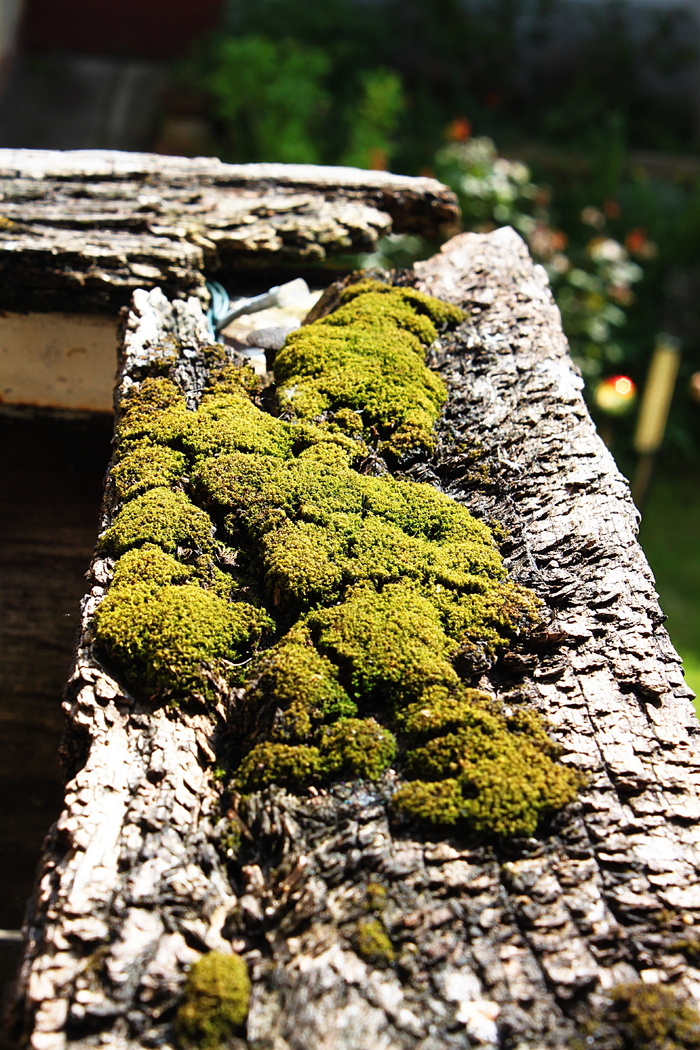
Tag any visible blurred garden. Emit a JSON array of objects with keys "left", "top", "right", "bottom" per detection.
[{"left": 164, "top": 0, "right": 700, "bottom": 697}]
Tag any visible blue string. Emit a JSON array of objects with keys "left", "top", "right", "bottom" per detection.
[{"left": 205, "top": 280, "right": 231, "bottom": 341}]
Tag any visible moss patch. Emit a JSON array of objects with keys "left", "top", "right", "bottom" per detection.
[
  {"left": 354, "top": 916, "right": 396, "bottom": 966},
  {"left": 94, "top": 545, "right": 272, "bottom": 701},
  {"left": 175, "top": 952, "right": 251, "bottom": 1050},
  {"left": 93, "top": 273, "right": 581, "bottom": 840},
  {"left": 594, "top": 982, "right": 700, "bottom": 1050},
  {"left": 274, "top": 279, "right": 464, "bottom": 458},
  {"left": 98, "top": 487, "right": 214, "bottom": 557},
  {"left": 393, "top": 691, "right": 583, "bottom": 837},
  {"left": 111, "top": 444, "right": 187, "bottom": 502}
]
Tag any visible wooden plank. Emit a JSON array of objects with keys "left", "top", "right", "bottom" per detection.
[
  {"left": 0, "top": 313, "right": 117, "bottom": 411},
  {"left": 0, "top": 151, "right": 460, "bottom": 314}
]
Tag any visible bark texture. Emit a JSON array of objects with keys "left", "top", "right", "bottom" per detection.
[
  {"left": 0, "top": 150, "right": 458, "bottom": 314},
  {"left": 9, "top": 230, "right": 700, "bottom": 1050}
]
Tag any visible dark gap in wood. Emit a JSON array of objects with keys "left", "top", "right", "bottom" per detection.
[{"left": 0, "top": 412, "right": 112, "bottom": 935}]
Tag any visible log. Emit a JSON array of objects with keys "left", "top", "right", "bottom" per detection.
[
  {"left": 8, "top": 228, "right": 700, "bottom": 1050},
  {"left": 0, "top": 151, "right": 459, "bottom": 315}
]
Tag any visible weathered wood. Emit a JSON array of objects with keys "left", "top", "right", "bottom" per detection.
[
  {"left": 0, "top": 151, "right": 459, "bottom": 315},
  {"left": 8, "top": 229, "right": 700, "bottom": 1050}
]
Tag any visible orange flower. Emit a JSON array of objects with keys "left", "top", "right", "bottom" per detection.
[
  {"left": 603, "top": 199, "right": 621, "bottom": 219},
  {"left": 446, "top": 117, "right": 471, "bottom": 142},
  {"left": 594, "top": 375, "right": 637, "bottom": 416},
  {"left": 625, "top": 227, "right": 657, "bottom": 259},
  {"left": 625, "top": 228, "right": 647, "bottom": 254}
]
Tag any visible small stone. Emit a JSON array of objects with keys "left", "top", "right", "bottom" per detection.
[{"left": 246, "top": 323, "right": 299, "bottom": 351}]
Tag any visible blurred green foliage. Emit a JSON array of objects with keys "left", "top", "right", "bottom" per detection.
[
  {"left": 203, "top": 35, "right": 330, "bottom": 163},
  {"left": 190, "top": 0, "right": 698, "bottom": 169},
  {"left": 179, "top": 0, "right": 700, "bottom": 459},
  {"left": 433, "top": 138, "right": 648, "bottom": 383}
]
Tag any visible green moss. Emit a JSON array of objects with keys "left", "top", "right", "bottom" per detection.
[
  {"left": 392, "top": 692, "right": 583, "bottom": 837},
  {"left": 397, "top": 686, "right": 496, "bottom": 738},
  {"left": 365, "top": 881, "right": 388, "bottom": 913},
  {"left": 98, "top": 487, "right": 215, "bottom": 557},
  {"left": 94, "top": 545, "right": 272, "bottom": 702},
  {"left": 391, "top": 779, "right": 466, "bottom": 826},
  {"left": 274, "top": 281, "right": 464, "bottom": 457},
  {"left": 175, "top": 952, "right": 251, "bottom": 1050},
  {"left": 242, "top": 624, "right": 356, "bottom": 744},
  {"left": 203, "top": 359, "right": 261, "bottom": 398},
  {"left": 234, "top": 741, "right": 326, "bottom": 791},
  {"left": 92, "top": 274, "right": 580, "bottom": 842},
  {"left": 309, "top": 581, "right": 460, "bottom": 705},
  {"left": 195, "top": 450, "right": 529, "bottom": 648},
  {"left": 103, "top": 544, "right": 195, "bottom": 590},
  {"left": 603, "top": 982, "right": 700, "bottom": 1050},
  {"left": 354, "top": 917, "right": 396, "bottom": 966},
  {"left": 111, "top": 444, "right": 188, "bottom": 502},
  {"left": 118, "top": 378, "right": 290, "bottom": 463},
  {"left": 669, "top": 936, "right": 700, "bottom": 966},
  {"left": 181, "top": 389, "right": 293, "bottom": 461},
  {"left": 337, "top": 278, "right": 466, "bottom": 328},
  {"left": 320, "top": 717, "right": 397, "bottom": 779}
]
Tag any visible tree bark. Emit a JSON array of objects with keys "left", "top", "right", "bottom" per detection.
[
  {"left": 0, "top": 150, "right": 459, "bottom": 315},
  {"left": 8, "top": 229, "right": 700, "bottom": 1050}
]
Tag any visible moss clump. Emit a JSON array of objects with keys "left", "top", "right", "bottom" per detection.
[
  {"left": 274, "top": 280, "right": 464, "bottom": 457},
  {"left": 98, "top": 487, "right": 215, "bottom": 557},
  {"left": 365, "top": 881, "right": 388, "bottom": 913},
  {"left": 241, "top": 624, "right": 356, "bottom": 744},
  {"left": 111, "top": 444, "right": 188, "bottom": 502},
  {"left": 393, "top": 691, "right": 583, "bottom": 837},
  {"left": 195, "top": 450, "right": 528, "bottom": 648},
  {"left": 117, "top": 380, "right": 290, "bottom": 464},
  {"left": 602, "top": 982, "right": 700, "bottom": 1050},
  {"left": 234, "top": 741, "right": 326, "bottom": 792},
  {"left": 354, "top": 917, "right": 396, "bottom": 966},
  {"left": 181, "top": 389, "right": 293, "bottom": 461},
  {"left": 309, "top": 581, "right": 460, "bottom": 704},
  {"left": 320, "top": 717, "right": 397, "bottom": 779},
  {"left": 94, "top": 545, "right": 272, "bottom": 701},
  {"left": 175, "top": 952, "right": 251, "bottom": 1050},
  {"left": 233, "top": 716, "right": 395, "bottom": 791}
]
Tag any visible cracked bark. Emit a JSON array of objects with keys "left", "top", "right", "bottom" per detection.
[
  {"left": 0, "top": 150, "right": 458, "bottom": 314},
  {"left": 8, "top": 228, "right": 700, "bottom": 1050}
]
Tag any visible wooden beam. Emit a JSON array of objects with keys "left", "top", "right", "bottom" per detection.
[{"left": 0, "top": 151, "right": 460, "bottom": 314}]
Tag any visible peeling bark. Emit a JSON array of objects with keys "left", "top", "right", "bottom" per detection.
[
  {"left": 9, "top": 229, "right": 700, "bottom": 1050},
  {"left": 0, "top": 151, "right": 458, "bottom": 314}
]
